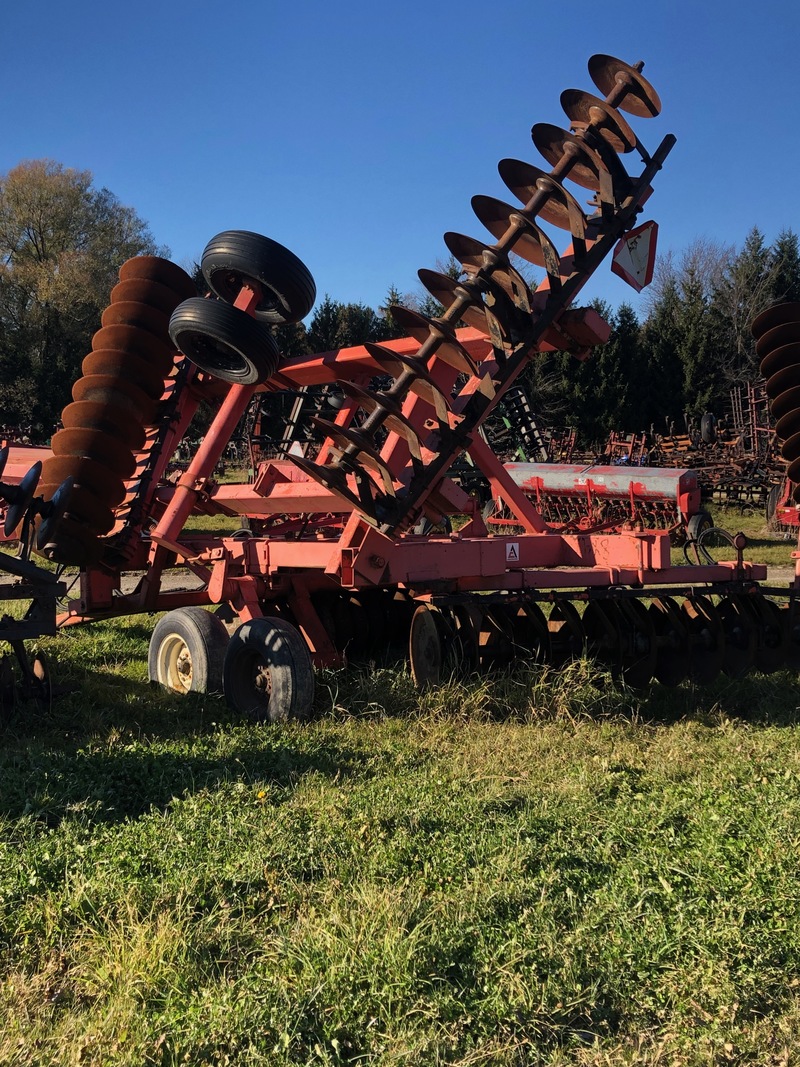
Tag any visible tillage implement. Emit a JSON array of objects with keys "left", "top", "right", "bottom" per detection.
[{"left": 3, "top": 52, "right": 799, "bottom": 716}]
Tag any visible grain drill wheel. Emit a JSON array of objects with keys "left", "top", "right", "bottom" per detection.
[
  {"left": 223, "top": 617, "right": 315, "bottom": 721},
  {"left": 201, "top": 230, "right": 316, "bottom": 325},
  {"left": 148, "top": 607, "right": 230, "bottom": 695},
  {"left": 686, "top": 510, "right": 713, "bottom": 542},
  {"left": 168, "top": 298, "right": 282, "bottom": 385}
]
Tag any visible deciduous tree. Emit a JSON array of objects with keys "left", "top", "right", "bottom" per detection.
[{"left": 0, "top": 159, "right": 164, "bottom": 435}]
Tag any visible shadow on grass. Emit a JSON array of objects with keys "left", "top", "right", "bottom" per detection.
[{"left": 0, "top": 625, "right": 371, "bottom": 827}]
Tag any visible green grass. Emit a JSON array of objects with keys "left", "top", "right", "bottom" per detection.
[
  {"left": 2, "top": 517, "right": 800, "bottom": 1063},
  {"left": 3, "top": 618, "right": 800, "bottom": 1064}
]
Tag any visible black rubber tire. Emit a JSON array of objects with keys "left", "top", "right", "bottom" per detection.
[
  {"left": 686, "top": 509, "right": 713, "bottom": 541},
  {"left": 169, "top": 297, "right": 281, "bottom": 385},
  {"left": 223, "top": 616, "right": 315, "bottom": 722},
  {"left": 201, "top": 230, "right": 316, "bottom": 326},
  {"left": 148, "top": 607, "right": 230, "bottom": 694},
  {"left": 700, "top": 412, "right": 716, "bottom": 445}
]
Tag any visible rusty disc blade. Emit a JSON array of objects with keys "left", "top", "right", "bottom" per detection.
[
  {"left": 717, "top": 596, "right": 757, "bottom": 678},
  {"left": 443, "top": 234, "right": 533, "bottom": 314},
  {"left": 756, "top": 320, "right": 800, "bottom": 360},
  {"left": 310, "top": 417, "right": 395, "bottom": 490},
  {"left": 41, "top": 454, "right": 126, "bottom": 507},
  {"left": 775, "top": 408, "right": 800, "bottom": 441},
  {"left": 765, "top": 362, "right": 800, "bottom": 400},
  {"left": 118, "top": 255, "right": 197, "bottom": 300},
  {"left": 471, "top": 195, "right": 555, "bottom": 268},
  {"left": 388, "top": 305, "right": 479, "bottom": 376},
  {"left": 337, "top": 380, "right": 423, "bottom": 453},
  {"left": 39, "top": 482, "right": 116, "bottom": 535},
  {"left": 497, "top": 159, "right": 586, "bottom": 231},
  {"left": 417, "top": 269, "right": 490, "bottom": 334},
  {"left": 364, "top": 342, "right": 451, "bottom": 412},
  {"left": 770, "top": 384, "right": 800, "bottom": 423},
  {"left": 82, "top": 350, "right": 168, "bottom": 399},
  {"left": 588, "top": 54, "right": 661, "bottom": 117},
  {"left": 785, "top": 433, "right": 800, "bottom": 471},
  {"left": 286, "top": 454, "right": 366, "bottom": 513},
  {"left": 72, "top": 373, "right": 158, "bottom": 424},
  {"left": 101, "top": 301, "right": 172, "bottom": 344},
  {"left": 91, "top": 324, "right": 174, "bottom": 370},
  {"left": 51, "top": 427, "right": 137, "bottom": 479},
  {"left": 760, "top": 340, "right": 800, "bottom": 380},
  {"left": 560, "top": 89, "right": 637, "bottom": 153},
  {"left": 681, "top": 596, "right": 724, "bottom": 685},
  {"left": 786, "top": 439, "right": 800, "bottom": 483},
  {"left": 648, "top": 597, "right": 688, "bottom": 687},
  {"left": 752, "top": 301, "right": 800, "bottom": 340},
  {"left": 60, "top": 399, "right": 146, "bottom": 451},
  {"left": 531, "top": 123, "right": 609, "bottom": 191},
  {"left": 110, "top": 278, "right": 187, "bottom": 315}
]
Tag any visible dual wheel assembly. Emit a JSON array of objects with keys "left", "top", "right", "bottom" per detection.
[{"left": 148, "top": 607, "right": 314, "bottom": 722}]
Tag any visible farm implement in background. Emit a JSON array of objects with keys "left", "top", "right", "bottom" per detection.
[
  {"left": 4, "top": 52, "right": 800, "bottom": 715},
  {"left": 0, "top": 446, "right": 70, "bottom": 708}
]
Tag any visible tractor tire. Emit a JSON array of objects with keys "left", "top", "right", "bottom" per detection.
[
  {"left": 148, "top": 607, "right": 230, "bottom": 694},
  {"left": 169, "top": 297, "right": 280, "bottom": 385},
  {"left": 201, "top": 230, "right": 316, "bottom": 326},
  {"left": 223, "top": 616, "right": 315, "bottom": 722}
]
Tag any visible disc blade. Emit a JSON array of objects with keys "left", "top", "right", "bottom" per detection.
[
  {"left": 498, "top": 159, "right": 587, "bottom": 233},
  {"left": 388, "top": 305, "right": 479, "bottom": 376},
  {"left": 471, "top": 195, "right": 560, "bottom": 270},
  {"left": 560, "top": 89, "right": 636, "bottom": 153},
  {"left": 587, "top": 54, "right": 662, "bottom": 117},
  {"left": 531, "top": 123, "right": 609, "bottom": 191}
]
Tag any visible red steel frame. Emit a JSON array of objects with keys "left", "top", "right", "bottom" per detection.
[{"left": 59, "top": 315, "right": 770, "bottom": 669}]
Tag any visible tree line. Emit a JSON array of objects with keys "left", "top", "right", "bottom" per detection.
[{"left": 2, "top": 159, "right": 798, "bottom": 447}]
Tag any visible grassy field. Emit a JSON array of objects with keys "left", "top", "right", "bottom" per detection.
[{"left": 2, "top": 509, "right": 800, "bottom": 1064}]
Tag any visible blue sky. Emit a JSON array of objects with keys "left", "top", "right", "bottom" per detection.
[{"left": 4, "top": 1, "right": 798, "bottom": 321}]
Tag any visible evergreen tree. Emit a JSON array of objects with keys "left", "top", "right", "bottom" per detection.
[
  {"left": 640, "top": 277, "right": 685, "bottom": 434},
  {"left": 770, "top": 228, "right": 800, "bottom": 304},
  {"left": 678, "top": 267, "right": 718, "bottom": 417},
  {"left": 306, "top": 295, "right": 395, "bottom": 352}
]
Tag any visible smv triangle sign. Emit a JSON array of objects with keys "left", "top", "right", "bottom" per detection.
[{"left": 611, "top": 220, "right": 658, "bottom": 293}]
